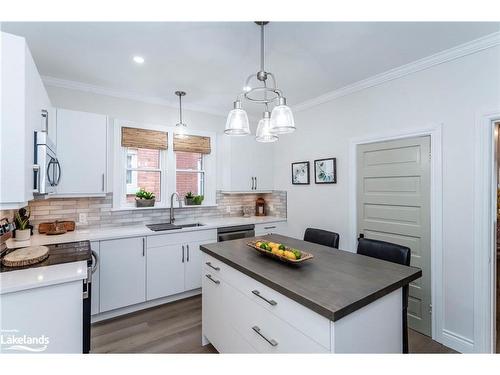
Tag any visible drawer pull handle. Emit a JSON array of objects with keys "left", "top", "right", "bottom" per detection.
[
  {"left": 252, "top": 290, "right": 277, "bottom": 306},
  {"left": 252, "top": 326, "right": 278, "bottom": 347},
  {"left": 205, "top": 274, "right": 220, "bottom": 285},
  {"left": 264, "top": 226, "right": 276, "bottom": 230},
  {"left": 205, "top": 262, "right": 220, "bottom": 271}
]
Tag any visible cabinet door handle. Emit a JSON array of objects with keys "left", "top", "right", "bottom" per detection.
[
  {"left": 186, "top": 244, "right": 190, "bottom": 262},
  {"left": 252, "top": 290, "right": 277, "bottom": 306},
  {"left": 102, "top": 173, "right": 105, "bottom": 192},
  {"left": 142, "top": 238, "right": 145, "bottom": 256},
  {"left": 264, "top": 226, "right": 276, "bottom": 230},
  {"left": 251, "top": 177, "right": 255, "bottom": 190},
  {"left": 252, "top": 326, "right": 278, "bottom": 347},
  {"left": 205, "top": 262, "right": 220, "bottom": 271},
  {"left": 255, "top": 176, "right": 257, "bottom": 190},
  {"left": 205, "top": 274, "right": 220, "bottom": 285},
  {"left": 182, "top": 245, "right": 185, "bottom": 263}
]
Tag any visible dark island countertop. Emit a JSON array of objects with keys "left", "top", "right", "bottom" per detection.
[{"left": 200, "top": 234, "right": 422, "bottom": 322}]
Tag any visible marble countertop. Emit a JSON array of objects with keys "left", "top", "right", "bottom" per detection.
[{"left": 6, "top": 216, "right": 286, "bottom": 249}]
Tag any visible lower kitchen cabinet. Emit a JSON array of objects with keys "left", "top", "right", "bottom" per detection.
[
  {"left": 184, "top": 240, "right": 206, "bottom": 291},
  {"left": 99, "top": 237, "right": 146, "bottom": 312},
  {"left": 146, "top": 244, "right": 185, "bottom": 300}
]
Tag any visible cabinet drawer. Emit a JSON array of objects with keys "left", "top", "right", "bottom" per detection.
[
  {"left": 224, "top": 281, "right": 328, "bottom": 353},
  {"left": 202, "top": 254, "right": 330, "bottom": 349},
  {"left": 254, "top": 221, "right": 286, "bottom": 236},
  {"left": 148, "top": 229, "right": 217, "bottom": 248}
]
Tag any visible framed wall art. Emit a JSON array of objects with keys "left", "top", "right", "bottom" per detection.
[
  {"left": 314, "top": 158, "right": 337, "bottom": 184},
  {"left": 291, "top": 161, "right": 310, "bottom": 185}
]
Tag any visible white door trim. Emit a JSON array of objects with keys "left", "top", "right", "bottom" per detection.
[
  {"left": 473, "top": 109, "right": 500, "bottom": 353},
  {"left": 348, "top": 124, "right": 443, "bottom": 347}
]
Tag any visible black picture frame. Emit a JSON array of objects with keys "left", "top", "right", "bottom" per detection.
[
  {"left": 314, "top": 158, "right": 337, "bottom": 184},
  {"left": 291, "top": 161, "right": 310, "bottom": 185}
]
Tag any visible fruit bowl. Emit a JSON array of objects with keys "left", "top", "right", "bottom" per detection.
[{"left": 247, "top": 240, "right": 314, "bottom": 264}]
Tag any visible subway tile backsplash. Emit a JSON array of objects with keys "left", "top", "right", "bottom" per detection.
[{"left": 1, "top": 191, "right": 286, "bottom": 230}]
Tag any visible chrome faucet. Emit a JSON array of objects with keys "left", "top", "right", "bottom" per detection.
[{"left": 170, "top": 192, "right": 182, "bottom": 223}]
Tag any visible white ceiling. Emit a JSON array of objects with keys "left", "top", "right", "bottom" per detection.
[{"left": 2, "top": 22, "right": 499, "bottom": 116}]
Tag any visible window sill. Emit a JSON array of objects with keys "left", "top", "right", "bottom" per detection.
[{"left": 111, "top": 203, "right": 218, "bottom": 212}]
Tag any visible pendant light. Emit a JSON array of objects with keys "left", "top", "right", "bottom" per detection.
[
  {"left": 175, "top": 90, "right": 188, "bottom": 138},
  {"left": 225, "top": 21, "right": 295, "bottom": 139},
  {"left": 256, "top": 110, "right": 278, "bottom": 143}
]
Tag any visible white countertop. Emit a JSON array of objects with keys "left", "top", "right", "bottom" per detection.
[
  {"left": 0, "top": 260, "right": 88, "bottom": 295},
  {"left": 1, "top": 216, "right": 285, "bottom": 295},
  {"left": 5, "top": 215, "right": 286, "bottom": 249}
]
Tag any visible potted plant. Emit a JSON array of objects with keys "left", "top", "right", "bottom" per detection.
[
  {"left": 185, "top": 192, "right": 204, "bottom": 206},
  {"left": 135, "top": 188, "right": 156, "bottom": 208},
  {"left": 14, "top": 207, "right": 31, "bottom": 241}
]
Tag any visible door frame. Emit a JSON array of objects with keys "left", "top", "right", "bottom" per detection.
[
  {"left": 348, "top": 124, "right": 443, "bottom": 346},
  {"left": 473, "top": 109, "right": 500, "bottom": 353}
]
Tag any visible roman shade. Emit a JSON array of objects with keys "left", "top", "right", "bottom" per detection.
[
  {"left": 121, "top": 127, "right": 168, "bottom": 150},
  {"left": 173, "top": 134, "right": 211, "bottom": 154}
]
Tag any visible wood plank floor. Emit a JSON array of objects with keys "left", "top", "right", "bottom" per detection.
[{"left": 91, "top": 295, "right": 455, "bottom": 354}]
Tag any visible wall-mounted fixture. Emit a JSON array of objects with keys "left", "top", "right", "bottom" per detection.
[{"left": 225, "top": 22, "right": 295, "bottom": 142}]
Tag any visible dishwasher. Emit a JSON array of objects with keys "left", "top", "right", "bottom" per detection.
[{"left": 217, "top": 224, "right": 255, "bottom": 242}]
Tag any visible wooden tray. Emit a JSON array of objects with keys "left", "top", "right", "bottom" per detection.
[
  {"left": 247, "top": 240, "right": 314, "bottom": 264},
  {"left": 38, "top": 221, "right": 75, "bottom": 234},
  {"left": 2, "top": 245, "right": 49, "bottom": 267}
]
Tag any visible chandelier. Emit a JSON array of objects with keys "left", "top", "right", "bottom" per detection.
[{"left": 224, "top": 22, "right": 295, "bottom": 142}]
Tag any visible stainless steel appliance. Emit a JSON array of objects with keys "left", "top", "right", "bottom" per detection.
[
  {"left": 217, "top": 224, "right": 255, "bottom": 242},
  {"left": 33, "top": 126, "right": 60, "bottom": 195}
]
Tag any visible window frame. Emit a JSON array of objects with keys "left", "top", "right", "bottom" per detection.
[{"left": 112, "top": 120, "right": 216, "bottom": 210}]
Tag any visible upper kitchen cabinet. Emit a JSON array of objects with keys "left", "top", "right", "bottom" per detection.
[
  {"left": 55, "top": 109, "right": 108, "bottom": 196},
  {"left": 218, "top": 135, "right": 274, "bottom": 192},
  {"left": 0, "top": 32, "right": 52, "bottom": 209}
]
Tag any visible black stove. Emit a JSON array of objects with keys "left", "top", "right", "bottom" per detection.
[{"left": 0, "top": 240, "right": 92, "bottom": 272}]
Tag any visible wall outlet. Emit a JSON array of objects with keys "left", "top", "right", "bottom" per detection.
[
  {"left": 226, "top": 206, "right": 231, "bottom": 214},
  {"left": 79, "top": 213, "right": 88, "bottom": 225}
]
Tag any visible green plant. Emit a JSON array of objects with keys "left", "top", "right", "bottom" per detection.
[
  {"left": 193, "top": 195, "right": 204, "bottom": 205},
  {"left": 185, "top": 191, "right": 194, "bottom": 199},
  {"left": 135, "top": 188, "right": 155, "bottom": 200},
  {"left": 14, "top": 207, "right": 30, "bottom": 230}
]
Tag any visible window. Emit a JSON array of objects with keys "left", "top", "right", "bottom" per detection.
[
  {"left": 176, "top": 151, "right": 205, "bottom": 197},
  {"left": 124, "top": 147, "right": 162, "bottom": 203}
]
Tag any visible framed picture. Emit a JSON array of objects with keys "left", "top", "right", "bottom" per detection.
[
  {"left": 291, "top": 161, "right": 310, "bottom": 185},
  {"left": 314, "top": 158, "right": 337, "bottom": 184}
]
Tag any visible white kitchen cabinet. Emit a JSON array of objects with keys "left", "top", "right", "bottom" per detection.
[
  {"left": 0, "top": 32, "right": 52, "bottom": 209},
  {"left": 99, "top": 237, "right": 146, "bottom": 312},
  {"left": 55, "top": 109, "right": 107, "bottom": 196},
  {"left": 218, "top": 134, "right": 274, "bottom": 192},
  {"left": 90, "top": 241, "right": 100, "bottom": 316},
  {"left": 184, "top": 240, "right": 206, "bottom": 290},
  {"left": 146, "top": 230, "right": 217, "bottom": 301},
  {"left": 146, "top": 244, "right": 185, "bottom": 300}
]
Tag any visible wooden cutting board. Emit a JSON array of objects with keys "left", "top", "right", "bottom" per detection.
[{"left": 2, "top": 246, "right": 49, "bottom": 267}]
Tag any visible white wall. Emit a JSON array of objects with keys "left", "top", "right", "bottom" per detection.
[{"left": 274, "top": 46, "right": 500, "bottom": 352}]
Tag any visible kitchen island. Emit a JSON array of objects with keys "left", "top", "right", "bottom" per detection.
[{"left": 200, "top": 234, "right": 421, "bottom": 353}]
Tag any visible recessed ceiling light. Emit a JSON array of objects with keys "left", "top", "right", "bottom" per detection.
[{"left": 133, "top": 56, "right": 145, "bottom": 64}]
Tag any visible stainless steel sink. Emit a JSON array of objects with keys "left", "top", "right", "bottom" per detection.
[{"left": 146, "top": 222, "right": 205, "bottom": 232}]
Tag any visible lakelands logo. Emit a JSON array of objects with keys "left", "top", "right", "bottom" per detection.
[{"left": 0, "top": 329, "right": 49, "bottom": 352}]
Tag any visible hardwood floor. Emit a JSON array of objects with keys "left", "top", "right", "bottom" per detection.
[{"left": 91, "top": 295, "right": 455, "bottom": 354}]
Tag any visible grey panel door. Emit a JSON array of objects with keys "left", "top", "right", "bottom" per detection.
[{"left": 357, "top": 136, "right": 431, "bottom": 336}]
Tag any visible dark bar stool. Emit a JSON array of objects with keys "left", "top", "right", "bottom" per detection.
[
  {"left": 303, "top": 228, "right": 340, "bottom": 249},
  {"left": 357, "top": 237, "right": 411, "bottom": 353}
]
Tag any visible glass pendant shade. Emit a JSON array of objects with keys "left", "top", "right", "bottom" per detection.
[
  {"left": 224, "top": 101, "right": 250, "bottom": 136},
  {"left": 256, "top": 112, "right": 278, "bottom": 143},
  {"left": 175, "top": 122, "right": 188, "bottom": 138},
  {"left": 270, "top": 97, "right": 295, "bottom": 134}
]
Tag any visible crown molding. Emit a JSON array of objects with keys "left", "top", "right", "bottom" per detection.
[
  {"left": 293, "top": 31, "right": 500, "bottom": 112},
  {"left": 41, "top": 75, "right": 227, "bottom": 118}
]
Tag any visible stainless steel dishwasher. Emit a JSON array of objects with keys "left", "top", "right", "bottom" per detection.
[{"left": 217, "top": 224, "right": 255, "bottom": 242}]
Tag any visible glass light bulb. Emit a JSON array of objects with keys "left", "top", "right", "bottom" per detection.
[
  {"left": 256, "top": 115, "right": 278, "bottom": 143},
  {"left": 225, "top": 108, "right": 250, "bottom": 136},
  {"left": 175, "top": 123, "right": 188, "bottom": 138},
  {"left": 270, "top": 104, "right": 296, "bottom": 134}
]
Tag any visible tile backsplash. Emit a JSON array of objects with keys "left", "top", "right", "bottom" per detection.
[{"left": 1, "top": 191, "right": 286, "bottom": 229}]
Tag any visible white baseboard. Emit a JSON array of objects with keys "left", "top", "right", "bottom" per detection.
[
  {"left": 440, "top": 329, "right": 474, "bottom": 353},
  {"left": 91, "top": 289, "right": 201, "bottom": 323}
]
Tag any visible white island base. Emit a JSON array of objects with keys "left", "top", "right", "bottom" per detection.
[{"left": 201, "top": 254, "right": 402, "bottom": 353}]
